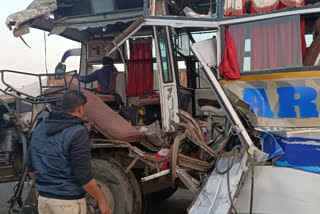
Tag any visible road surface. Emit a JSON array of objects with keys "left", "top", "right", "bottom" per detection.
[
  {"left": 148, "top": 189, "right": 195, "bottom": 214},
  {"left": 0, "top": 182, "right": 20, "bottom": 214},
  {"left": 0, "top": 183, "right": 195, "bottom": 214}
]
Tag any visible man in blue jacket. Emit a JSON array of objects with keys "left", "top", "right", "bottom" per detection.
[
  {"left": 78, "top": 56, "right": 123, "bottom": 108},
  {"left": 79, "top": 56, "right": 117, "bottom": 92},
  {"left": 27, "top": 90, "right": 111, "bottom": 214}
]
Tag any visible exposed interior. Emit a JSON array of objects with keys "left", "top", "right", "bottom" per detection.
[{"left": 80, "top": 26, "right": 218, "bottom": 128}]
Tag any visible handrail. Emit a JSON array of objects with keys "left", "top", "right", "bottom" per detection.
[{"left": 0, "top": 70, "right": 80, "bottom": 104}]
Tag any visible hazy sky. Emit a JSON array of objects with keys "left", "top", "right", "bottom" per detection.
[{"left": 0, "top": 0, "right": 80, "bottom": 89}]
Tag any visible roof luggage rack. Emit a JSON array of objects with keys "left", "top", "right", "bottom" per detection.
[{"left": 0, "top": 70, "right": 80, "bottom": 104}]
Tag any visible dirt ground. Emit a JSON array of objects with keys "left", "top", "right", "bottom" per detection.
[
  {"left": 0, "top": 183, "right": 195, "bottom": 214},
  {"left": 0, "top": 182, "right": 20, "bottom": 214}
]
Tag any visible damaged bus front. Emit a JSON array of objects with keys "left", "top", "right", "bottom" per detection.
[{"left": 190, "top": 1, "right": 320, "bottom": 214}]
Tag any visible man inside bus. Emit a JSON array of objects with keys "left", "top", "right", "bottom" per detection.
[
  {"left": 79, "top": 56, "right": 123, "bottom": 107},
  {"left": 79, "top": 56, "right": 116, "bottom": 92}
]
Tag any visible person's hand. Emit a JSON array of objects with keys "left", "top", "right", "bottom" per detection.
[
  {"left": 35, "top": 190, "right": 39, "bottom": 200},
  {"left": 98, "top": 200, "right": 111, "bottom": 214}
]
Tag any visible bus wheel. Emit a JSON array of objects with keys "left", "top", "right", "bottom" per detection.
[
  {"left": 105, "top": 158, "right": 143, "bottom": 214},
  {"left": 87, "top": 159, "right": 133, "bottom": 214}
]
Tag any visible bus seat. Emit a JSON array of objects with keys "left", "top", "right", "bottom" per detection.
[
  {"left": 137, "top": 97, "right": 160, "bottom": 106},
  {"left": 200, "top": 105, "right": 226, "bottom": 125},
  {"left": 304, "top": 36, "right": 320, "bottom": 66},
  {"left": 135, "top": 93, "right": 160, "bottom": 107},
  {"left": 198, "top": 98, "right": 221, "bottom": 109},
  {"left": 97, "top": 94, "right": 115, "bottom": 102},
  {"left": 304, "top": 17, "right": 320, "bottom": 66},
  {"left": 200, "top": 106, "right": 225, "bottom": 117},
  {"left": 109, "top": 72, "right": 126, "bottom": 103}
]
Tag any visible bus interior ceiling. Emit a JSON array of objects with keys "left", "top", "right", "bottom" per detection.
[
  {"left": 54, "top": 0, "right": 216, "bottom": 16},
  {"left": 166, "top": 0, "right": 217, "bottom": 16}
]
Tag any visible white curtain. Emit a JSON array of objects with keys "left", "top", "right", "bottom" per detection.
[
  {"left": 224, "top": 0, "right": 246, "bottom": 16},
  {"left": 252, "top": 0, "right": 279, "bottom": 13},
  {"left": 251, "top": 0, "right": 304, "bottom": 13},
  {"left": 280, "top": 0, "right": 304, "bottom": 7}
]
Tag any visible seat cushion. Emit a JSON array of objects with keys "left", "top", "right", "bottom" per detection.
[
  {"left": 197, "top": 98, "right": 221, "bottom": 109},
  {"left": 97, "top": 95, "right": 115, "bottom": 102},
  {"left": 82, "top": 88, "right": 145, "bottom": 142},
  {"left": 137, "top": 98, "right": 160, "bottom": 106},
  {"left": 304, "top": 36, "right": 320, "bottom": 66}
]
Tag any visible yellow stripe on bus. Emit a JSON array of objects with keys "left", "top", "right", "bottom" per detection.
[{"left": 219, "top": 71, "right": 320, "bottom": 86}]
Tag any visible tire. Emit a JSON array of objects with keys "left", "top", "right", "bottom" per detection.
[
  {"left": 105, "top": 158, "right": 143, "bottom": 214},
  {"left": 88, "top": 159, "right": 134, "bottom": 214}
]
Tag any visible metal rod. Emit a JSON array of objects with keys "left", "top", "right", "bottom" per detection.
[
  {"left": 0, "top": 70, "right": 78, "bottom": 104},
  {"left": 0, "top": 98, "right": 13, "bottom": 113},
  {"left": 125, "top": 157, "right": 139, "bottom": 173},
  {"left": 105, "top": 18, "right": 145, "bottom": 57},
  {"left": 141, "top": 169, "right": 170, "bottom": 182}
]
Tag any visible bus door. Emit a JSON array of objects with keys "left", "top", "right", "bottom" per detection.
[{"left": 153, "top": 26, "right": 179, "bottom": 132}]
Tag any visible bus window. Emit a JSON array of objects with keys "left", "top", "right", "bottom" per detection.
[
  {"left": 152, "top": 0, "right": 216, "bottom": 18},
  {"left": 157, "top": 28, "right": 173, "bottom": 83},
  {"left": 305, "top": 34, "right": 313, "bottom": 47},
  {"left": 153, "top": 64, "right": 160, "bottom": 90},
  {"left": 177, "top": 61, "right": 188, "bottom": 87},
  {"left": 229, "top": 15, "right": 303, "bottom": 72}
]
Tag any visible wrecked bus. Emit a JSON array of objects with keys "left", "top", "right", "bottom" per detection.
[{"left": 2, "top": 0, "right": 320, "bottom": 213}]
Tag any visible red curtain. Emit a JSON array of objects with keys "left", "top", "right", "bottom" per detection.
[
  {"left": 301, "top": 19, "right": 307, "bottom": 60},
  {"left": 250, "top": 1, "right": 306, "bottom": 70},
  {"left": 251, "top": 24, "right": 276, "bottom": 70},
  {"left": 229, "top": 26, "right": 246, "bottom": 72},
  {"left": 127, "top": 39, "right": 154, "bottom": 96},
  {"left": 251, "top": 18, "right": 302, "bottom": 70},
  {"left": 218, "top": 28, "right": 241, "bottom": 80}
]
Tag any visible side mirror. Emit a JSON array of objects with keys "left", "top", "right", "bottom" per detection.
[{"left": 55, "top": 62, "right": 66, "bottom": 79}]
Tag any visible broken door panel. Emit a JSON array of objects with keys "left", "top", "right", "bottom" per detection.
[
  {"left": 191, "top": 39, "right": 268, "bottom": 162},
  {"left": 188, "top": 155, "right": 247, "bottom": 214},
  {"left": 154, "top": 26, "right": 179, "bottom": 132}
]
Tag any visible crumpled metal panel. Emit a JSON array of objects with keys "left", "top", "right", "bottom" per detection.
[
  {"left": 6, "top": 0, "right": 56, "bottom": 30},
  {"left": 188, "top": 155, "right": 247, "bottom": 214},
  {"left": 220, "top": 72, "right": 320, "bottom": 128},
  {"left": 262, "top": 129, "right": 320, "bottom": 174}
]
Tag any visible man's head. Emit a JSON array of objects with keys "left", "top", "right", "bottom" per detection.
[
  {"left": 61, "top": 90, "right": 87, "bottom": 118},
  {"left": 102, "top": 56, "right": 114, "bottom": 66}
]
